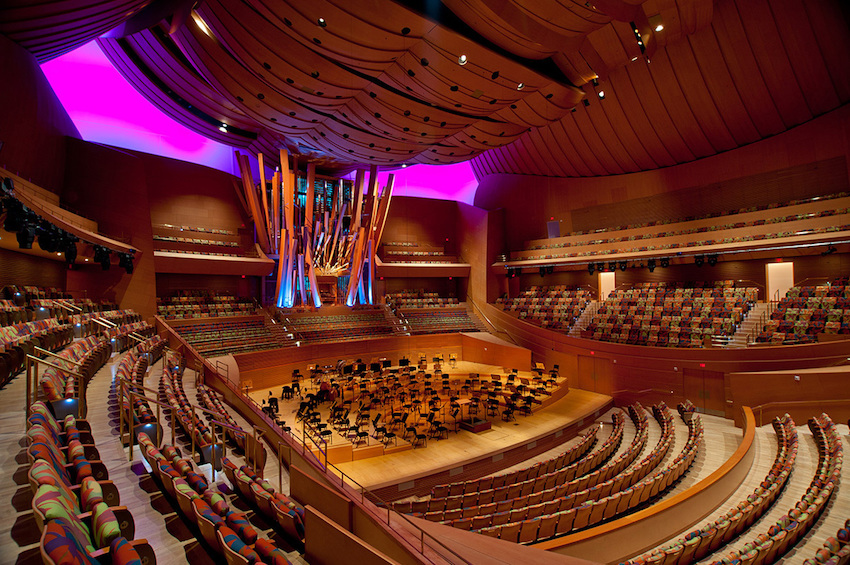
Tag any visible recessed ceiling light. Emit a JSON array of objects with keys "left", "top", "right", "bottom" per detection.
[
  {"left": 655, "top": 24, "right": 664, "bottom": 32},
  {"left": 517, "top": 83, "right": 524, "bottom": 90},
  {"left": 401, "top": 164, "right": 408, "bottom": 168},
  {"left": 317, "top": 17, "right": 327, "bottom": 27},
  {"left": 219, "top": 123, "right": 228, "bottom": 132},
  {"left": 631, "top": 56, "right": 639, "bottom": 61},
  {"left": 597, "top": 90, "right": 605, "bottom": 99},
  {"left": 458, "top": 54, "right": 468, "bottom": 65}
]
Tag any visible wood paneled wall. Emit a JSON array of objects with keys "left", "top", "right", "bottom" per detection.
[
  {"left": 380, "top": 196, "right": 458, "bottom": 251},
  {"left": 474, "top": 106, "right": 850, "bottom": 249},
  {"left": 156, "top": 273, "right": 257, "bottom": 299},
  {"left": 0, "top": 248, "right": 67, "bottom": 290},
  {"left": 63, "top": 139, "right": 156, "bottom": 318},
  {"left": 0, "top": 34, "right": 79, "bottom": 195}
]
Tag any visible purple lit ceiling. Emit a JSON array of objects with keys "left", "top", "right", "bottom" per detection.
[{"left": 13, "top": 0, "right": 850, "bottom": 185}]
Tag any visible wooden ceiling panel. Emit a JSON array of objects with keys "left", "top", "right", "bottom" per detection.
[
  {"left": 770, "top": 0, "right": 841, "bottom": 116},
  {"left": 734, "top": 0, "right": 812, "bottom": 127},
  {"left": 9, "top": 0, "right": 846, "bottom": 179},
  {"left": 0, "top": 0, "right": 149, "bottom": 61},
  {"left": 664, "top": 37, "right": 738, "bottom": 153},
  {"left": 685, "top": 28, "right": 761, "bottom": 146}
]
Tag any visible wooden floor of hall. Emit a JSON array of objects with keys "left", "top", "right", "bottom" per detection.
[{"left": 246, "top": 360, "right": 613, "bottom": 494}]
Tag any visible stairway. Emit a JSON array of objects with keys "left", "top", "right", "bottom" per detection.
[
  {"left": 725, "top": 302, "right": 771, "bottom": 348},
  {"left": 569, "top": 300, "right": 600, "bottom": 337}
]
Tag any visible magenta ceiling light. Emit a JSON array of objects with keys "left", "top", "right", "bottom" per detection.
[{"left": 40, "top": 41, "right": 237, "bottom": 175}]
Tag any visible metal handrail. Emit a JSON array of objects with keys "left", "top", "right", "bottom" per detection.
[{"left": 750, "top": 398, "right": 850, "bottom": 426}]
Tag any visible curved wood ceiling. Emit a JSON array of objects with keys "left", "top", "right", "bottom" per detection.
[{"left": 5, "top": 0, "right": 849, "bottom": 178}]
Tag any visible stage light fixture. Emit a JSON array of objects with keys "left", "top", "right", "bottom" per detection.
[
  {"left": 588, "top": 263, "right": 595, "bottom": 275},
  {"left": 118, "top": 252, "right": 134, "bottom": 274},
  {"left": 695, "top": 255, "right": 705, "bottom": 267},
  {"left": 707, "top": 254, "right": 718, "bottom": 266},
  {"left": 660, "top": 257, "right": 670, "bottom": 268},
  {"left": 619, "top": 261, "right": 627, "bottom": 272},
  {"left": 596, "top": 262, "right": 605, "bottom": 273},
  {"left": 93, "top": 246, "right": 111, "bottom": 270},
  {"left": 16, "top": 223, "right": 36, "bottom": 249},
  {"left": 3, "top": 198, "right": 25, "bottom": 232},
  {"left": 648, "top": 259, "right": 656, "bottom": 272},
  {"left": 64, "top": 238, "right": 78, "bottom": 264},
  {"left": 608, "top": 261, "right": 616, "bottom": 272}
]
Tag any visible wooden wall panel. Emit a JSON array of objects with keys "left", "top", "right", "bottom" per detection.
[
  {"left": 0, "top": 34, "right": 79, "bottom": 194},
  {"left": 380, "top": 196, "right": 458, "bottom": 250},
  {"left": 474, "top": 106, "right": 850, "bottom": 248},
  {"left": 155, "top": 273, "right": 257, "bottom": 298},
  {"left": 0, "top": 248, "right": 67, "bottom": 290},
  {"left": 63, "top": 139, "right": 156, "bottom": 319}
]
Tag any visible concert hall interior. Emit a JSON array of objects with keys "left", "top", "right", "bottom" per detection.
[{"left": 2, "top": 1, "right": 850, "bottom": 564}]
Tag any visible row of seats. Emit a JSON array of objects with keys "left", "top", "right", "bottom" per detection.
[
  {"left": 152, "top": 222, "right": 237, "bottom": 236},
  {"left": 472, "top": 406, "right": 702, "bottom": 544},
  {"left": 627, "top": 413, "right": 798, "bottom": 564},
  {"left": 286, "top": 310, "right": 397, "bottom": 343},
  {"left": 160, "top": 356, "right": 218, "bottom": 460},
  {"left": 757, "top": 282, "right": 850, "bottom": 344},
  {"left": 803, "top": 520, "right": 850, "bottom": 565},
  {"left": 223, "top": 458, "right": 306, "bottom": 545},
  {"left": 581, "top": 284, "right": 757, "bottom": 347},
  {"left": 28, "top": 393, "right": 156, "bottom": 564},
  {"left": 158, "top": 302, "right": 258, "bottom": 320},
  {"left": 39, "top": 336, "right": 112, "bottom": 412},
  {"left": 172, "top": 319, "right": 281, "bottom": 357},
  {"left": 496, "top": 287, "right": 593, "bottom": 332},
  {"left": 514, "top": 193, "right": 849, "bottom": 258},
  {"left": 102, "top": 321, "right": 155, "bottom": 353},
  {"left": 137, "top": 433, "right": 292, "bottom": 564},
  {"left": 529, "top": 193, "right": 849, "bottom": 244},
  {"left": 1, "top": 318, "right": 75, "bottom": 386},
  {"left": 197, "top": 383, "right": 249, "bottom": 451},
  {"left": 414, "top": 407, "right": 641, "bottom": 525},
  {"left": 428, "top": 424, "right": 600, "bottom": 500},
  {"left": 708, "top": 414, "right": 843, "bottom": 564},
  {"left": 385, "top": 290, "right": 460, "bottom": 309},
  {"left": 153, "top": 234, "right": 240, "bottom": 246},
  {"left": 401, "top": 308, "right": 484, "bottom": 334}
]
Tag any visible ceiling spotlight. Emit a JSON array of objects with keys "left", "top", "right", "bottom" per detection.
[
  {"left": 517, "top": 82, "right": 524, "bottom": 90},
  {"left": 16, "top": 224, "right": 36, "bottom": 249},
  {"left": 401, "top": 164, "right": 408, "bottom": 168},
  {"left": 588, "top": 263, "right": 595, "bottom": 275},
  {"left": 93, "top": 246, "right": 111, "bottom": 270},
  {"left": 317, "top": 17, "right": 327, "bottom": 27},
  {"left": 219, "top": 123, "right": 228, "bottom": 133},
  {"left": 458, "top": 54, "right": 468, "bottom": 65},
  {"left": 619, "top": 261, "right": 627, "bottom": 272},
  {"left": 655, "top": 24, "right": 664, "bottom": 32},
  {"left": 608, "top": 261, "right": 617, "bottom": 272},
  {"left": 707, "top": 254, "right": 718, "bottom": 266},
  {"left": 660, "top": 257, "right": 670, "bottom": 268},
  {"left": 631, "top": 56, "right": 639, "bottom": 62},
  {"left": 598, "top": 90, "right": 605, "bottom": 99},
  {"left": 591, "top": 78, "right": 599, "bottom": 87},
  {"left": 118, "top": 252, "right": 134, "bottom": 274},
  {"left": 64, "top": 238, "right": 78, "bottom": 264},
  {"left": 648, "top": 259, "right": 656, "bottom": 273},
  {"left": 596, "top": 262, "right": 604, "bottom": 273},
  {"left": 694, "top": 255, "right": 705, "bottom": 267}
]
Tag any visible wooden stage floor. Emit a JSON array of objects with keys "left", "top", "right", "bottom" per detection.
[{"left": 248, "top": 361, "right": 613, "bottom": 497}]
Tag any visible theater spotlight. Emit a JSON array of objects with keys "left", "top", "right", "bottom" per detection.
[
  {"left": 37, "top": 224, "right": 60, "bottom": 253},
  {"left": 2, "top": 198, "right": 25, "bottom": 232},
  {"left": 619, "top": 261, "right": 627, "bottom": 272},
  {"left": 539, "top": 266, "right": 547, "bottom": 277},
  {"left": 93, "top": 246, "right": 111, "bottom": 270},
  {"left": 648, "top": 259, "right": 656, "bottom": 273},
  {"left": 63, "top": 237, "right": 78, "bottom": 265},
  {"left": 16, "top": 223, "right": 36, "bottom": 249},
  {"left": 118, "top": 252, "right": 134, "bottom": 274},
  {"left": 596, "top": 262, "right": 605, "bottom": 273},
  {"left": 694, "top": 255, "right": 705, "bottom": 267},
  {"left": 588, "top": 263, "right": 595, "bottom": 275},
  {"left": 1, "top": 177, "right": 13, "bottom": 194},
  {"left": 707, "top": 254, "right": 718, "bottom": 266},
  {"left": 608, "top": 261, "right": 617, "bottom": 272},
  {"left": 660, "top": 257, "right": 670, "bottom": 268}
]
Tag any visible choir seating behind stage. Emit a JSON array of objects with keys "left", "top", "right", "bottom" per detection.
[
  {"left": 172, "top": 319, "right": 281, "bottom": 357},
  {"left": 755, "top": 278, "right": 850, "bottom": 344},
  {"left": 581, "top": 281, "right": 758, "bottom": 348},
  {"left": 496, "top": 286, "right": 593, "bottom": 332}
]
